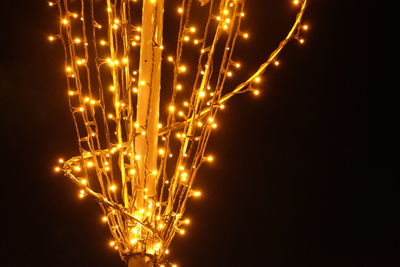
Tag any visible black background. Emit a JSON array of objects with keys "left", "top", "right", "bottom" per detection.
[{"left": 0, "top": 1, "right": 389, "bottom": 267}]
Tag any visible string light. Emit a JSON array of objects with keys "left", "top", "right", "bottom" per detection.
[{"left": 49, "top": 0, "right": 309, "bottom": 265}]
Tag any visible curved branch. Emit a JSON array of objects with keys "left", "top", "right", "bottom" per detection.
[
  {"left": 159, "top": 0, "right": 308, "bottom": 135},
  {"left": 62, "top": 168, "right": 159, "bottom": 236}
]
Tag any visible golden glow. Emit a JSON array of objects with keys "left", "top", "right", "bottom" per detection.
[
  {"left": 50, "top": 0, "right": 309, "bottom": 263},
  {"left": 193, "top": 191, "right": 202, "bottom": 197},
  {"left": 179, "top": 65, "right": 187, "bottom": 72},
  {"left": 109, "top": 185, "right": 117, "bottom": 192}
]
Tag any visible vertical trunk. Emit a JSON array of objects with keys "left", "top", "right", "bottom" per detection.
[
  {"left": 135, "top": 0, "right": 164, "bottom": 208},
  {"left": 128, "top": 255, "right": 154, "bottom": 267}
]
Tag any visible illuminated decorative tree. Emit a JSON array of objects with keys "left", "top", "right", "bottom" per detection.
[{"left": 50, "top": 0, "right": 308, "bottom": 266}]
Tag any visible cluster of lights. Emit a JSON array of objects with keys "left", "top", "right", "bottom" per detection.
[{"left": 50, "top": 0, "right": 309, "bottom": 265}]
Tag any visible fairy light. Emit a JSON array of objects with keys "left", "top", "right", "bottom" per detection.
[
  {"left": 193, "top": 191, "right": 202, "bottom": 197},
  {"left": 50, "top": 0, "right": 309, "bottom": 265}
]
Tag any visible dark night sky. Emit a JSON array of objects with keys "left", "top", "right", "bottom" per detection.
[{"left": 0, "top": 1, "right": 391, "bottom": 267}]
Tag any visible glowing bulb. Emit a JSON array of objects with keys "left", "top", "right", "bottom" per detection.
[
  {"left": 176, "top": 84, "right": 183, "bottom": 91},
  {"left": 302, "top": 24, "right": 309, "bottom": 30},
  {"left": 243, "top": 32, "right": 249, "bottom": 39},
  {"left": 109, "top": 185, "right": 117, "bottom": 192},
  {"left": 167, "top": 56, "right": 174, "bottom": 62},
  {"left": 48, "top": 35, "right": 55, "bottom": 41},
  {"left": 207, "top": 155, "right": 214, "bottom": 162},
  {"left": 54, "top": 167, "right": 61, "bottom": 172},
  {"left": 177, "top": 7, "right": 183, "bottom": 14},
  {"left": 102, "top": 216, "right": 108, "bottom": 222},
  {"left": 293, "top": 0, "right": 300, "bottom": 5},
  {"left": 254, "top": 76, "right": 261, "bottom": 83},
  {"left": 181, "top": 172, "right": 188, "bottom": 181},
  {"left": 61, "top": 18, "right": 69, "bottom": 25},
  {"left": 184, "top": 219, "right": 191, "bottom": 225},
  {"left": 109, "top": 241, "right": 115, "bottom": 247},
  {"left": 179, "top": 229, "right": 185, "bottom": 235},
  {"left": 253, "top": 89, "right": 260, "bottom": 96},
  {"left": 179, "top": 65, "right": 187, "bottom": 72},
  {"left": 274, "top": 60, "right": 280, "bottom": 66},
  {"left": 169, "top": 105, "right": 175, "bottom": 112},
  {"left": 235, "top": 62, "right": 241, "bottom": 68},
  {"left": 87, "top": 161, "right": 94, "bottom": 167},
  {"left": 193, "top": 191, "right": 201, "bottom": 197},
  {"left": 190, "top": 27, "right": 196, "bottom": 33}
]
